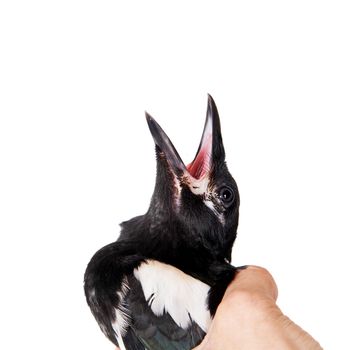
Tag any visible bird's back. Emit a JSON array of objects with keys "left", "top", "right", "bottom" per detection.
[{"left": 121, "top": 262, "right": 210, "bottom": 349}]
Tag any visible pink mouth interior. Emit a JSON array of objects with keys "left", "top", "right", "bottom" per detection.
[{"left": 186, "top": 136, "right": 212, "bottom": 179}]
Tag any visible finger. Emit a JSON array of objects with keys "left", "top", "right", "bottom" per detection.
[{"left": 226, "top": 265, "right": 278, "bottom": 301}]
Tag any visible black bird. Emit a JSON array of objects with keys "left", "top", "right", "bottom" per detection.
[{"left": 84, "top": 95, "right": 240, "bottom": 350}]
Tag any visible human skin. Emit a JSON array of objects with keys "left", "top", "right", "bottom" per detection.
[
  {"left": 116, "top": 266, "right": 322, "bottom": 350},
  {"left": 193, "top": 266, "right": 323, "bottom": 350}
]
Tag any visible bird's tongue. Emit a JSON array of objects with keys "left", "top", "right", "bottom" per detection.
[{"left": 187, "top": 134, "right": 212, "bottom": 179}]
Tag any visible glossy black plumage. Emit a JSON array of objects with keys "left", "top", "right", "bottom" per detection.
[{"left": 84, "top": 95, "right": 240, "bottom": 349}]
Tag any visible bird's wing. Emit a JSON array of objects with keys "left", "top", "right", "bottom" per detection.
[
  {"left": 85, "top": 249, "right": 211, "bottom": 350},
  {"left": 122, "top": 273, "right": 207, "bottom": 350}
]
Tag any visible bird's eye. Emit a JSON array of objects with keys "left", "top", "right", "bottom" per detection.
[{"left": 218, "top": 186, "right": 235, "bottom": 208}]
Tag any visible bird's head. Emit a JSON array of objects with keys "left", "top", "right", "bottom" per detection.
[{"left": 145, "top": 95, "right": 239, "bottom": 261}]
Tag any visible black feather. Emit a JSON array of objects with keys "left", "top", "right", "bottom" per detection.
[{"left": 84, "top": 96, "right": 240, "bottom": 349}]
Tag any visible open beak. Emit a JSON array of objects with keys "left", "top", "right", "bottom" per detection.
[{"left": 146, "top": 94, "right": 225, "bottom": 179}]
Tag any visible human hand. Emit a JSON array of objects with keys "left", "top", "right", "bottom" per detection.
[{"left": 194, "top": 266, "right": 322, "bottom": 350}]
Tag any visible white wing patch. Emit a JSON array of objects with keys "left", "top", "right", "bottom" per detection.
[
  {"left": 112, "top": 277, "right": 130, "bottom": 341},
  {"left": 134, "top": 260, "right": 211, "bottom": 332}
]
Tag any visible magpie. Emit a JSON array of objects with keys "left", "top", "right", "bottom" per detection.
[{"left": 84, "top": 95, "right": 240, "bottom": 350}]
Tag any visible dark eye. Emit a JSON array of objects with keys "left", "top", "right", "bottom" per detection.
[{"left": 219, "top": 186, "right": 235, "bottom": 207}]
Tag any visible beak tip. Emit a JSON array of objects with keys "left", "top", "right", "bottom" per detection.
[
  {"left": 145, "top": 111, "right": 152, "bottom": 122},
  {"left": 207, "top": 93, "right": 217, "bottom": 112},
  {"left": 145, "top": 111, "right": 158, "bottom": 144},
  {"left": 145, "top": 112, "right": 158, "bottom": 135}
]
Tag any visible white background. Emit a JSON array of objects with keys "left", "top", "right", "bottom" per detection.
[{"left": 1, "top": 1, "right": 349, "bottom": 349}]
